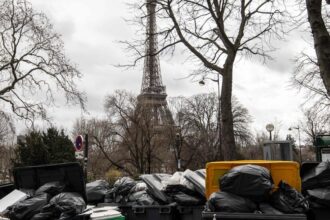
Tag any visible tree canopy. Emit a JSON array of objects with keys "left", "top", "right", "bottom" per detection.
[
  {"left": 14, "top": 127, "right": 75, "bottom": 167},
  {"left": 0, "top": 0, "right": 85, "bottom": 122}
]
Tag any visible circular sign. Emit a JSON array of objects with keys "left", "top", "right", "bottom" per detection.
[
  {"left": 75, "top": 135, "right": 84, "bottom": 151},
  {"left": 266, "top": 124, "right": 275, "bottom": 132}
]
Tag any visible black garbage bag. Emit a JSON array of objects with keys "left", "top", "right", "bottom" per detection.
[
  {"left": 140, "top": 174, "right": 171, "bottom": 204},
  {"left": 127, "top": 190, "right": 157, "bottom": 205},
  {"left": 259, "top": 203, "right": 283, "bottom": 215},
  {"left": 104, "top": 177, "right": 137, "bottom": 204},
  {"left": 270, "top": 181, "right": 309, "bottom": 214},
  {"left": 302, "top": 162, "right": 330, "bottom": 190},
  {"left": 113, "top": 177, "right": 136, "bottom": 196},
  {"left": 183, "top": 169, "right": 206, "bottom": 197},
  {"left": 35, "top": 181, "right": 65, "bottom": 197},
  {"left": 172, "top": 192, "right": 204, "bottom": 206},
  {"left": 219, "top": 164, "right": 273, "bottom": 202},
  {"left": 86, "top": 180, "right": 110, "bottom": 204},
  {"left": 206, "top": 191, "right": 257, "bottom": 213},
  {"left": 32, "top": 192, "right": 86, "bottom": 220},
  {"left": 306, "top": 188, "right": 330, "bottom": 208},
  {"left": 131, "top": 182, "right": 147, "bottom": 193},
  {"left": 6, "top": 193, "right": 49, "bottom": 220},
  {"left": 51, "top": 192, "right": 86, "bottom": 219},
  {"left": 164, "top": 184, "right": 205, "bottom": 205}
]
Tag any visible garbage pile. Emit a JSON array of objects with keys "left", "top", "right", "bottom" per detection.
[
  {"left": 1, "top": 181, "right": 86, "bottom": 220},
  {"left": 87, "top": 169, "right": 206, "bottom": 207},
  {"left": 206, "top": 164, "right": 309, "bottom": 214},
  {"left": 302, "top": 162, "right": 330, "bottom": 209}
]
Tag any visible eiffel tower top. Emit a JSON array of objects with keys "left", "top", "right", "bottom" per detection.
[{"left": 140, "top": 0, "right": 166, "bottom": 97}]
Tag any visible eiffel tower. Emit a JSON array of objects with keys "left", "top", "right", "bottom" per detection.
[{"left": 137, "top": 0, "right": 173, "bottom": 128}]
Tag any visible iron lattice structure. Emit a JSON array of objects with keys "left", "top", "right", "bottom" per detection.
[{"left": 137, "top": 0, "right": 174, "bottom": 127}]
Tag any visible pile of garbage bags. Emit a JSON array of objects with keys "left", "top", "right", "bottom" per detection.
[
  {"left": 87, "top": 169, "right": 206, "bottom": 207},
  {"left": 207, "top": 164, "right": 309, "bottom": 214},
  {"left": 3, "top": 181, "right": 86, "bottom": 220},
  {"left": 302, "top": 162, "right": 330, "bottom": 209}
]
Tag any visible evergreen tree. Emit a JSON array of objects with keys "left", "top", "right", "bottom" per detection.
[
  {"left": 42, "top": 128, "right": 76, "bottom": 163},
  {"left": 14, "top": 131, "right": 49, "bottom": 167},
  {"left": 14, "top": 128, "right": 75, "bottom": 167}
]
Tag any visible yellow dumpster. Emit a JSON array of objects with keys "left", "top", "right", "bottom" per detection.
[{"left": 206, "top": 160, "right": 301, "bottom": 199}]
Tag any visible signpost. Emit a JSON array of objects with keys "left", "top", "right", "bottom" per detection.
[
  {"left": 74, "top": 134, "right": 89, "bottom": 181},
  {"left": 74, "top": 135, "right": 84, "bottom": 160}
]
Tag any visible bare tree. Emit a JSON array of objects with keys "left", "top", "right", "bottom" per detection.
[
  {"left": 293, "top": 52, "right": 330, "bottom": 114},
  {"left": 126, "top": 0, "right": 287, "bottom": 160},
  {"left": 170, "top": 93, "right": 252, "bottom": 166},
  {"left": 0, "top": 112, "right": 15, "bottom": 183},
  {"left": 104, "top": 90, "right": 174, "bottom": 175},
  {"left": 0, "top": 0, "right": 85, "bottom": 122},
  {"left": 291, "top": 1, "right": 330, "bottom": 121},
  {"left": 232, "top": 97, "right": 253, "bottom": 146},
  {"left": 72, "top": 117, "right": 132, "bottom": 177},
  {"left": 300, "top": 109, "right": 330, "bottom": 145},
  {"left": 305, "top": 0, "right": 330, "bottom": 96},
  {"left": 0, "top": 111, "right": 15, "bottom": 143}
]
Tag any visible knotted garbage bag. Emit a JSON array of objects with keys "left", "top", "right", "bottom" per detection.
[
  {"left": 6, "top": 193, "right": 49, "bottom": 220},
  {"left": 127, "top": 190, "right": 157, "bottom": 205},
  {"left": 164, "top": 184, "right": 205, "bottom": 205},
  {"left": 220, "top": 164, "right": 273, "bottom": 202},
  {"left": 31, "top": 192, "right": 85, "bottom": 220},
  {"left": 206, "top": 191, "right": 257, "bottom": 213},
  {"left": 105, "top": 177, "right": 136, "bottom": 204},
  {"left": 35, "top": 181, "right": 65, "bottom": 197},
  {"left": 86, "top": 179, "right": 110, "bottom": 204},
  {"left": 270, "top": 181, "right": 309, "bottom": 214}
]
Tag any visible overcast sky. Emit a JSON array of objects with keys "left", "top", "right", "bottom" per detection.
[{"left": 17, "top": 0, "right": 312, "bottom": 140}]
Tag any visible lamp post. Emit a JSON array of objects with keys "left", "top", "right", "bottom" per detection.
[
  {"left": 289, "top": 126, "right": 302, "bottom": 163},
  {"left": 175, "top": 132, "right": 182, "bottom": 171},
  {"left": 199, "top": 74, "right": 222, "bottom": 158},
  {"left": 266, "top": 124, "right": 274, "bottom": 141}
]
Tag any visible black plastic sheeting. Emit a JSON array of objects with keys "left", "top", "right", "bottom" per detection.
[
  {"left": 32, "top": 192, "right": 86, "bottom": 220},
  {"left": 306, "top": 188, "right": 330, "bottom": 208},
  {"left": 35, "top": 181, "right": 65, "bottom": 197},
  {"left": 302, "top": 162, "right": 330, "bottom": 191},
  {"left": 6, "top": 193, "right": 50, "bottom": 220},
  {"left": 206, "top": 191, "right": 257, "bottom": 213},
  {"left": 219, "top": 164, "right": 273, "bottom": 202},
  {"left": 270, "top": 181, "right": 309, "bottom": 214},
  {"left": 86, "top": 180, "right": 110, "bottom": 204}
]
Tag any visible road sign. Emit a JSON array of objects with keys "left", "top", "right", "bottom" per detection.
[
  {"left": 75, "top": 135, "right": 83, "bottom": 151},
  {"left": 75, "top": 151, "right": 84, "bottom": 160}
]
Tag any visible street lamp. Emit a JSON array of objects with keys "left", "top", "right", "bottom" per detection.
[
  {"left": 175, "top": 132, "right": 182, "bottom": 171},
  {"left": 266, "top": 124, "right": 274, "bottom": 141},
  {"left": 199, "top": 74, "right": 222, "bottom": 158},
  {"left": 289, "top": 126, "right": 302, "bottom": 163}
]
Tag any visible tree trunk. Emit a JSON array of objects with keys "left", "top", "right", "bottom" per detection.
[
  {"left": 306, "top": 0, "right": 330, "bottom": 96},
  {"left": 221, "top": 59, "right": 236, "bottom": 160}
]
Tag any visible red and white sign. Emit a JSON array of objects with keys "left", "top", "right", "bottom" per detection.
[{"left": 75, "top": 135, "right": 84, "bottom": 151}]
